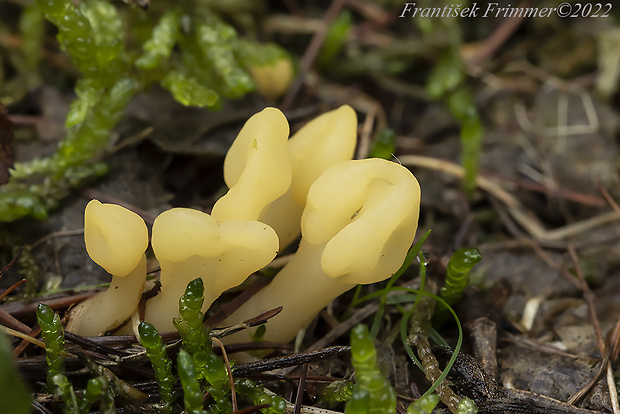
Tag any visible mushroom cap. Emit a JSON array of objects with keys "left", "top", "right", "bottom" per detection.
[
  {"left": 258, "top": 105, "right": 358, "bottom": 249},
  {"left": 84, "top": 199, "right": 148, "bottom": 277},
  {"left": 152, "top": 208, "right": 225, "bottom": 260},
  {"left": 151, "top": 207, "right": 279, "bottom": 293},
  {"left": 211, "top": 107, "right": 292, "bottom": 221},
  {"left": 250, "top": 57, "right": 294, "bottom": 100},
  {"left": 288, "top": 105, "right": 357, "bottom": 205},
  {"left": 302, "top": 158, "right": 420, "bottom": 285}
]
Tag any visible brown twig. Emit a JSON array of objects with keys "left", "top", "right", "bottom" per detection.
[
  {"left": 0, "top": 247, "right": 23, "bottom": 278},
  {"left": 306, "top": 301, "right": 378, "bottom": 352},
  {"left": 31, "top": 229, "right": 84, "bottom": 250},
  {"left": 606, "top": 318, "right": 620, "bottom": 414},
  {"left": 488, "top": 173, "right": 605, "bottom": 207},
  {"left": 205, "top": 277, "right": 272, "bottom": 328},
  {"left": 565, "top": 245, "right": 618, "bottom": 408},
  {"left": 80, "top": 189, "right": 157, "bottom": 224},
  {"left": 523, "top": 240, "right": 615, "bottom": 407},
  {"left": 64, "top": 331, "right": 130, "bottom": 357},
  {"left": 566, "top": 244, "right": 604, "bottom": 352},
  {"left": 0, "top": 278, "right": 26, "bottom": 301},
  {"left": 13, "top": 326, "right": 41, "bottom": 357},
  {"left": 233, "top": 346, "right": 350, "bottom": 376},
  {"left": 400, "top": 155, "right": 620, "bottom": 241},
  {"left": 1, "top": 325, "right": 46, "bottom": 348},
  {"left": 407, "top": 282, "right": 461, "bottom": 412},
  {"left": 212, "top": 336, "right": 237, "bottom": 412},
  {"left": 567, "top": 325, "right": 614, "bottom": 406},
  {"left": 0, "top": 307, "right": 31, "bottom": 333},
  {"left": 282, "top": 0, "right": 348, "bottom": 110},
  {"left": 522, "top": 239, "right": 580, "bottom": 290},
  {"left": 293, "top": 363, "right": 308, "bottom": 414},
  {"left": 466, "top": 0, "right": 530, "bottom": 67},
  {"left": 1, "top": 292, "right": 95, "bottom": 320},
  {"left": 597, "top": 181, "right": 620, "bottom": 218},
  {"left": 355, "top": 103, "right": 379, "bottom": 159},
  {"left": 347, "top": 0, "right": 391, "bottom": 24}
]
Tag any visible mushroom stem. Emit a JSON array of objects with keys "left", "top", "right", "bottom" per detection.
[
  {"left": 223, "top": 240, "right": 355, "bottom": 343},
  {"left": 222, "top": 158, "right": 420, "bottom": 344},
  {"left": 258, "top": 189, "right": 304, "bottom": 249},
  {"left": 144, "top": 208, "right": 279, "bottom": 333},
  {"left": 143, "top": 257, "right": 222, "bottom": 331},
  {"left": 65, "top": 199, "right": 149, "bottom": 337},
  {"left": 66, "top": 255, "right": 146, "bottom": 337}
]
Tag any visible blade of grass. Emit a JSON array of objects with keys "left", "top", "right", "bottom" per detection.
[{"left": 368, "top": 230, "right": 431, "bottom": 338}]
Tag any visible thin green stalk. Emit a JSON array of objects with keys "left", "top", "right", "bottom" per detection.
[
  {"left": 80, "top": 377, "right": 106, "bottom": 413},
  {"left": 174, "top": 278, "right": 229, "bottom": 413},
  {"left": 345, "top": 324, "right": 396, "bottom": 414},
  {"left": 319, "top": 380, "right": 355, "bottom": 405},
  {"left": 174, "top": 278, "right": 209, "bottom": 357},
  {"left": 52, "top": 374, "right": 80, "bottom": 414},
  {"left": 397, "top": 287, "right": 463, "bottom": 410},
  {"left": 36, "top": 303, "right": 65, "bottom": 391},
  {"left": 138, "top": 322, "right": 175, "bottom": 412},
  {"left": 456, "top": 397, "right": 478, "bottom": 413},
  {"left": 368, "top": 229, "right": 431, "bottom": 338},
  {"left": 177, "top": 349, "right": 206, "bottom": 414},
  {"left": 407, "top": 394, "right": 439, "bottom": 414},
  {"left": 235, "top": 378, "right": 287, "bottom": 414},
  {"left": 399, "top": 251, "right": 428, "bottom": 370},
  {"left": 440, "top": 247, "right": 482, "bottom": 306}
]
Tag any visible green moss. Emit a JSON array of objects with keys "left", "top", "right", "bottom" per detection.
[
  {"left": 1, "top": 0, "right": 289, "bottom": 222},
  {"left": 345, "top": 324, "right": 396, "bottom": 414}
]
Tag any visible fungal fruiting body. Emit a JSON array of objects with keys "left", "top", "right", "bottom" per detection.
[
  {"left": 223, "top": 158, "right": 421, "bottom": 343},
  {"left": 70, "top": 107, "right": 422, "bottom": 343},
  {"left": 144, "top": 207, "right": 279, "bottom": 332},
  {"left": 260, "top": 105, "right": 358, "bottom": 250},
  {"left": 66, "top": 200, "right": 148, "bottom": 337},
  {"left": 210, "top": 107, "right": 291, "bottom": 222},
  {"left": 250, "top": 56, "right": 294, "bottom": 101}
]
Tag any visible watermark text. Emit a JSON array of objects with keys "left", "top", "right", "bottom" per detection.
[{"left": 399, "top": 3, "right": 613, "bottom": 19}]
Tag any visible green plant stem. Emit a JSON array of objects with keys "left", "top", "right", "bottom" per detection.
[
  {"left": 345, "top": 324, "right": 396, "bottom": 414},
  {"left": 368, "top": 229, "right": 431, "bottom": 338},
  {"left": 174, "top": 278, "right": 209, "bottom": 356},
  {"left": 138, "top": 322, "right": 175, "bottom": 412},
  {"left": 52, "top": 374, "right": 80, "bottom": 414},
  {"left": 177, "top": 349, "right": 207, "bottom": 414},
  {"left": 36, "top": 303, "right": 65, "bottom": 390},
  {"left": 440, "top": 247, "right": 482, "bottom": 306},
  {"left": 405, "top": 275, "right": 461, "bottom": 411},
  {"left": 407, "top": 394, "right": 439, "bottom": 414},
  {"left": 235, "top": 378, "right": 287, "bottom": 414},
  {"left": 174, "top": 278, "right": 230, "bottom": 413}
]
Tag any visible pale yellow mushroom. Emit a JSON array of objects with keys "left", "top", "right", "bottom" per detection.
[
  {"left": 223, "top": 158, "right": 421, "bottom": 343},
  {"left": 260, "top": 105, "right": 358, "bottom": 249},
  {"left": 144, "top": 208, "right": 279, "bottom": 332},
  {"left": 210, "top": 107, "right": 292, "bottom": 222},
  {"left": 66, "top": 200, "right": 148, "bottom": 337},
  {"left": 250, "top": 56, "right": 294, "bottom": 101}
]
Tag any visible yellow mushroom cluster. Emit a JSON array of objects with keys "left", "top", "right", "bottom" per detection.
[{"left": 66, "top": 105, "right": 421, "bottom": 343}]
